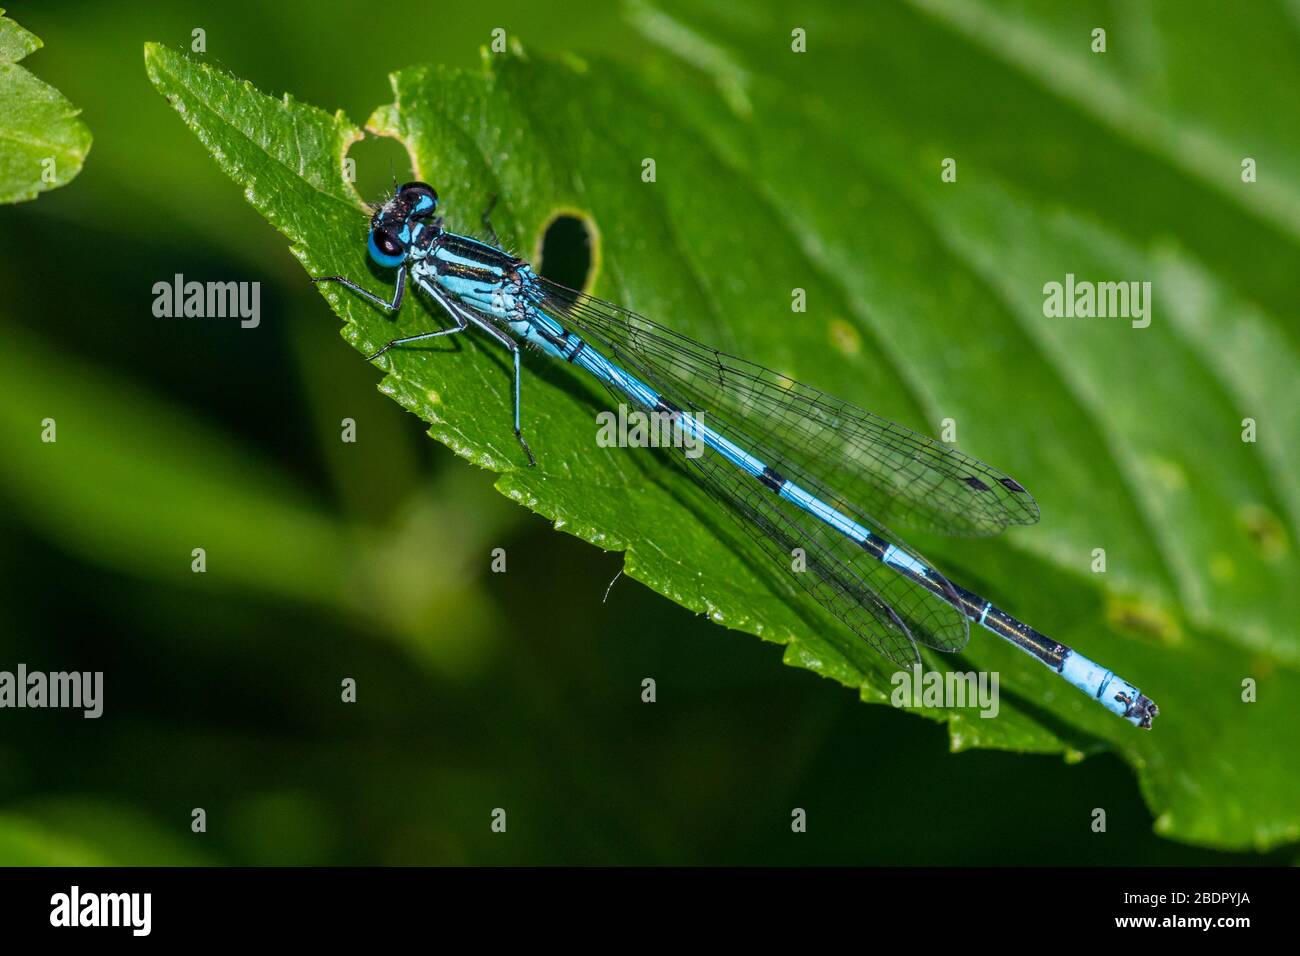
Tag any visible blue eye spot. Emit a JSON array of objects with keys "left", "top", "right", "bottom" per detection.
[{"left": 368, "top": 228, "right": 406, "bottom": 268}]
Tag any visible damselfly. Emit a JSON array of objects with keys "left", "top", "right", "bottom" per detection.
[{"left": 313, "top": 182, "right": 1158, "bottom": 729}]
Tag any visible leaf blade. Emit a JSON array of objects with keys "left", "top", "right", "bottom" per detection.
[{"left": 0, "top": 9, "right": 92, "bottom": 202}]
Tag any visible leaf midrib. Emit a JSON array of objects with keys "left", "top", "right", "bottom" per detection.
[{"left": 145, "top": 44, "right": 363, "bottom": 217}]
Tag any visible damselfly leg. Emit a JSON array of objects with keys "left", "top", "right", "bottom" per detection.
[
  {"left": 312, "top": 265, "right": 407, "bottom": 312},
  {"left": 364, "top": 310, "right": 468, "bottom": 361}
]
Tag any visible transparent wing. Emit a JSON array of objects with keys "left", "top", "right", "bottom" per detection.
[
  {"left": 680, "top": 430, "right": 970, "bottom": 663},
  {"left": 525, "top": 279, "right": 972, "bottom": 661},
  {"left": 533, "top": 277, "right": 1039, "bottom": 537}
]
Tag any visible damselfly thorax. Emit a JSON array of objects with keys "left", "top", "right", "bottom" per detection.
[{"left": 409, "top": 230, "right": 571, "bottom": 355}]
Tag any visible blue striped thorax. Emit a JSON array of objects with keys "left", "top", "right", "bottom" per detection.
[{"left": 367, "top": 183, "right": 570, "bottom": 355}]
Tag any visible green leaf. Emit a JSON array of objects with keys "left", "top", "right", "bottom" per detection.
[
  {"left": 0, "top": 813, "right": 110, "bottom": 865},
  {"left": 0, "top": 9, "right": 91, "bottom": 202},
  {"left": 906, "top": 0, "right": 1300, "bottom": 245},
  {"left": 143, "top": 17, "right": 1300, "bottom": 853},
  {"left": 627, "top": 0, "right": 1300, "bottom": 851},
  {"left": 0, "top": 801, "right": 213, "bottom": 865}
]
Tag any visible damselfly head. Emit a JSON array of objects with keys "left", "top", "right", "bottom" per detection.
[
  {"left": 367, "top": 182, "right": 440, "bottom": 268},
  {"left": 370, "top": 181, "right": 439, "bottom": 227}
]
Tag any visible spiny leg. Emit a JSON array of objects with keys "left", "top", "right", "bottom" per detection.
[
  {"left": 366, "top": 309, "right": 469, "bottom": 361},
  {"left": 322, "top": 271, "right": 537, "bottom": 468},
  {"left": 510, "top": 343, "right": 536, "bottom": 466},
  {"left": 440, "top": 294, "right": 536, "bottom": 468},
  {"left": 400, "top": 286, "right": 537, "bottom": 468},
  {"left": 312, "top": 264, "right": 406, "bottom": 312}
]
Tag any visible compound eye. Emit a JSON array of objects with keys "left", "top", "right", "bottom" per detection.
[
  {"left": 368, "top": 227, "right": 406, "bottom": 266},
  {"left": 399, "top": 181, "right": 439, "bottom": 218}
]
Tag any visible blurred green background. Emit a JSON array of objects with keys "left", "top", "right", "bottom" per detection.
[{"left": 1, "top": 0, "right": 1296, "bottom": 864}]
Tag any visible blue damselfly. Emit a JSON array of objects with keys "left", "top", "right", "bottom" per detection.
[{"left": 313, "top": 182, "right": 1158, "bottom": 728}]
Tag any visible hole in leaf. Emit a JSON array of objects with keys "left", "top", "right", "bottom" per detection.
[
  {"left": 346, "top": 133, "right": 415, "bottom": 208},
  {"left": 537, "top": 213, "right": 596, "bottom": 292}
]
